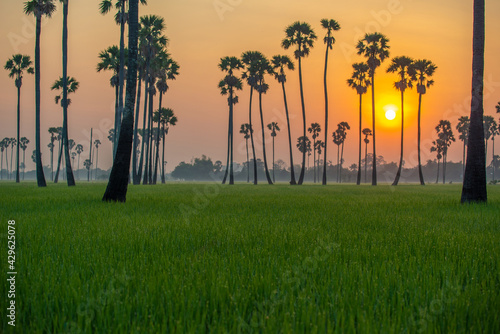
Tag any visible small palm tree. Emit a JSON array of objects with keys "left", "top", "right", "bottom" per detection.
[
  {"left": 239, "top": 123, "right": 252, "bottom": 183},
  {"left": 155, "top": 107, "right": 177, "bottom": 184},
  {"left": 483, "top": 116, "right": 498, "bottom": 181},
  {"left": 356, "top": 32, "right": 390, "bottom": 185},
  {"left": 83, "top": 158, "right": 92, "bottom": 182},
  {"left": 315, "top": 139, "right": 325, "bottom": 180},
  {"left": 94, "top": 139, "right": 101, "bottom": 180},
  {"left": 362, "top": 128, "right": 372, "bottom": 183},
  {"left": 435, "top": 120, "right": 455, "bottom": 184},
  {"left": 4, "top": 54, "right": 34, "bottom": 183},
  {"left": 47, "top": 127, "right": 58, "bottom": 180},
  {"left": 320, "top": 18, "right": 340, "bottom": 185},
  {"left": 307, "top": 123, "right": 321, "bottom": 183},
  {"left": 267, "top": 122, "right": 280, "bottom": 183},
  {"left": 387, "top": 56, "right": 414, "bottom": 186},
  {"left": 8, "top": 138, "right": 17, "bottom": 180},
  {"left": 347, "top": 62, "right": 371, "bottom": 185},
  {"left": 0, "top": 139, "right": 6, "bottom": 179},
  {"left": 430, "top": 139, "right": 444, "bottom": 184},
  {"left": 75, "top": 144, "right": 83, "bottom": 180},
  {"left": 24, "top": 0, "right": 56, "bottom": 187},
  {"left": 456, "top": 116, "right": 470, "bottom": 180},
  {"left": 332, "top": 122, "right": 350, "bottom": 183},
  {"left": 282, "top": 21, "right": 317, "bottom": 185},
  {"left": 19, "top": 137, "right": 30, "bottom": 180},
  {"left": 297, "top": 136, "right": 311, "bottom": 175},
  {"left": 409, "top": 59, "right": 437, "bottom": 185}
]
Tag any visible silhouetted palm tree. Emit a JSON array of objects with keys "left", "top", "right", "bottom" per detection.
[
  {"left": 75, "top": 144, "right": 83, "bottom": 179},
  {"left": 297, "top": 136, "right": 311, "bottom": 174},
  {"left": 240, "top": 123, "right": 251, "bottom": 183},
  {"left": 483, "top": 116, "right": 498, "bottom": 181},
  {"left": 0, "top": 139, "right": 6, "bottom": 179},
  {"left": 308, "top": 122, "right": 321, "bottom": 183},
  {"left": 219, "top": 56, "right": 243, "bottom": 185},
  {"left": 19, "top": 137, "right": 29, "bottom": 180},
  {"left": 347, "top": 62, "right": 370, "bottom": 185},
  {"left": 387, "top": 56, "right": 414, "bottom": 186},
  {"left": 436, "top": 120, "right": 455, "bottom": 184},
  {"left": 24, "top": 0, "right": 56, "bottom": 187},
  {"left": 154, "top": 107, "right": 177, "bottom": 183},
  {"left": 315, "top": 139, "right": 325, "bottom": 180},
  {"left": 4, "top": 54, "right": 34, "bottom": 183},
  {"left": 356, "top": 32, "right": 390, "bottom": 185},
  {"left": 456, "top": 116, "right": 470, "bottom": 179},
  {"left": 267, "top": 122, "right": 280, "bottom": 182},
  {"left": 409, "top": 59, "right": 437, "bottom": 185},
  {"left": 332, "top": 122, "right": 350, "bottom": 183},
  {"left": 271, "top": 55, "right": 296, "bottom": 185},
  {"left": 94, "top": 139, "right": 101, "bottom": 180},
  {"left": 430, "top": 139, "right": 444, "bottom": 184},
  {"left": 8, "top": 138, "right": 16, "bottom": 180},
  {"left": 282, "top": 21, "right": 317, "bottom": 185},
  {"left": 47, "top": 127, "right": 58, "bottom": 180},
  {"left": 320, "top": 18, "right": 340, "bottom": 185},
  {"left": 462, "top": 0, "right": 486, "bottom": 203},
  {"left": 362, "top": 128, "right": 372, "bottom": 183},
  {"left": 84, "top": 159, "right": 92, "bottom": 182}
]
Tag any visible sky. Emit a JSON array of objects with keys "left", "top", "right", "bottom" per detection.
[{"left": 0, "top": 0, "right": 500, "bottom": 174}]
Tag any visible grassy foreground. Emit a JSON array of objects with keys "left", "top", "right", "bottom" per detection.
[{"left": 0, "top": 182, "right": 499, "bottom": 333}]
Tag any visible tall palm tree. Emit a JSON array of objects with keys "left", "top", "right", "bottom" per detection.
[
  {"left": 462, "top": 0, "right": 486, "bottom": 203},
  {"left": 320, "top": 18, "right": 340, "bottom": 185},
  {"left": 362, "top": 128, "right": 372, "bottom": 183},
  {"left": 347, "top": 62, "right": 371, "bottom": 185},
  {"left": 239, "top": 123, "right": 251, "bottom": 183},
  {"left": 271, "top": 55, "right": 296, "bottom": 184},
  {"left": 19, "top": 137, "right": 29, "bottom": 180},
  {"left": 51, "top": 76, "right": 79, "bottom": 183},
  {"left": 156, "top": 107, "right": 177, "bottom": 184},
  {"left": 436, "top": 120, "right": 455, "bottom": 184},
  {"left": 409, "top": 59, "right": 437, "bottom": 185},
  {"left": 103, "top": 0, "right": 140, "bottom": 202},
  {"left": 24, "top": 0, "right": 56, "bottom": 187},
  {"left": 307, "top": 123, "right": 321, "bottom": 183},
  {"left": 430, "top": 139, "right": 444, "bottom": 184},
  {"left": 218, "top": 56, "right": 243, "bottom": 185},
  {"left": 282, "top": 21, "right": 317, "bottom": 185},
  {"left": 4, "top": 54, "right": 34, "bottom": 183},
  {"left": 356, "top": 32, "right": 390, "bottom": 186},
  {"left": 456, "top": 116, "right": 470, "bottom": 179},
  {"left": 387, "top": 56, "right": 414, "bottom": 186},
  {"left": 267, "top": 122, "right": 280, "bottom": 183},
  {"left": 75, "top": 144, "right": 83, "bottom": 180}
]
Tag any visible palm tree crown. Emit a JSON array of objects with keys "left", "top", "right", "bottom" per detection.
[
  {"left": 24, "top": 0, "right": 56, "bottom": 19},
  {"left": 356, "top": 32, "right": 390, "bottom": 74},
  {"left": 4, "top": 54, "right": 34, "bottom": 87},
  {"left": 409, "top": 59, "right": 437, "bottom": 95},
  {"left": 347, "top": 62, "right": 371, "bottom": 95},
  {"left": 282, "top": 21, "right": 317, "bottom": 59}
]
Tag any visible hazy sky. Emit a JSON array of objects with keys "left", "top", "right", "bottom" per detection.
[{"left": 1, "top": 0, "right": 499, "bottom": 174}]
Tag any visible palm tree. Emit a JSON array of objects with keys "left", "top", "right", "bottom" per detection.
[
  {"left": 84, "top": 159, "right": 92, "bottom": 181},
  {"left": 75, "top": 144, "right": 83, "bottom": 180},
  {"left": 47, "top": 127, "right": 58, "bottom": 180},
  {"left": 320, "top": 18, "right": 340, "bottom": 185},
  {"left": 490, "top": 120, "right": 499, "bottom": 181},
  {"left": 456, "top": 116, "right": 470, "bottom": 179},
  {"left": 462, "top": 0, "right": 486, "bottom": 203},
  {"left": 307, "top": 123, "right": 321, "bottom": 183},
  {"left": 0, "top": 139, "right": 6, "bottom": 179},
  {"left": 332, "top": 129, "right": 342, "bottom": 183},
  {"left": 218, "top": 56, "right": 243, "bottom": 185},
  {"left": 4, "top": 54, "right": 34, "bottom": 183},
  {"left": 103, "top": 0, "right": 140, "bottom": 202},
  {"left": 362, "top": 128, "right": 372, "bottom": 183},
  {"left": 239, "top": 123, "right": 251, "bottom": 183},
  {"left": 3, "top": 138, "right": 12, "bottom": 179},
  {"left": 8, "top": 139, "right": 17, "bottom": 180},
  {"left": 267, "top": 122, "right": 280, "bottom": 182},
  {"left": 387, "top": 56, "right": 414, "bottom": 186},
  {"left": 19, "top": 137, "right": 29, "bottom": 180},
  {"left": 356, "top": 32, "right": 390, "bottom": 185},
  {"left": 271, "top": 55, "right": 296, "bottom": 185},
  {"left": 332, "top": 122, "right": 350, "bottom": 183},
  {"left": 153, "top": 107, "right": 177, "bottom": 184},
  {"left": 297, "top": 136, "right": 311, "bottom": 176},
  {"left": 94, "top": 139, "right": 101, "bottom": 180},
  {"left": 435, "top": 120, "right": 455, "bottom": 184},
  {"left": 483, "top": 116, "right": 498, "bottom": 181},
  {"left": 409, "top": 59, "right": 437, "bottom": 185},
  {"left": 347, "top": 62, "right": 371, "bottom": 185},
  {"left": 51, "top": 77, "right": 79, "bottom": 184},
  {"left": 24, "top": 0, "right": 56, "bottom": 187},
  {"left": 430, "top": 139, "right": 444, "bottom": 184},
  {"left": 282, "top": 21, "right": 317, "bottom": 185},
  {"left": 315, "top": 139, "right": 325, "bottom": 180}
]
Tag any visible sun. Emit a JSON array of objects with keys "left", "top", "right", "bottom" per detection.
[{"left": 385, "top": 109, "right": 396, "bottom": 121}]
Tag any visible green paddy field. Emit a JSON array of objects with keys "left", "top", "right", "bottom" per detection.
[{"left": 0, "top": 183, "right": 499, "bottom": 333}]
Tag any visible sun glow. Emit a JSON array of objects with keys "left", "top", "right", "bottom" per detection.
[{"left": 385, "top": 109, "right": 396, "bottom": 121}]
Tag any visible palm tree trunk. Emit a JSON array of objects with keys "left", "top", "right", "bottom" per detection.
[
  {"left": 297, "top": 55, "right": 306, "bottom": 185},
  {"left": 461, "top": 0, "right": 487, "bottom": 203},
  {"left": 147, "top": 93, "right": 154, "bottom": 184},
  {"left": 371, "top": 72, "right": 377, "bottom": 185},
  {"left": 16, "top": 83, "right": 21, "bottom": 183},
  {"left": 443, "top": 152, "right": 447, "bottom": 184},
  {"left": 462, "top": 141, "right": 466, "bottom": 182},
  {"left": 356, "top": 93, "right": 362, "bottom": 185},
  {"left": 364, "top": 141, "right": 368, "bottom": 183},
  {"left": 117, "top": 0, "right": 126, "bottom": 147},
  {"left": 245, "top": 137, "right": 249, "bottom": 183},
  {"left": 137, "top": 79, "right": 149, "bottom": 184},
  {"left": 54, "top": 142, "right": 63, "bottom": 183},
  {"left": 313, "top": 139, "right": 316, "bottom": 183},
  {"left": 35, "top": 14, "right": 46, "bottom": 187},
  {"left": 272, "top": 136, "right": 275, "bottom": 183},
  {"left": 88, "top": 128, "right": 92, "bottom": 182},
  {"left": 492, "top": 136, "right": 495, "bottom": 181},
  {"left": 249, "top": 87, "right": 258, "bottom": 184},
  {"left": 62, "top": 0, "right": 75, "bottom": 186},
  {"left": 222, "top": 105, "right": 231, "bottom": 184},
  {"left": 153, "top": 93, "right": 164, "bottom": 184},
  {"left": 281, "top": 82, "right": 296, "bottom": 185},
  {"left": 258, "top": 88, "right": 273, "bottom": 184},
  {"left": 133, "top": 70, "right": 142, "bottom": 184},
  {"left": 103, "top": 0, "right": 139, "bottom": 202},
  {"left": 417, "top": 93, "right": 425, "bottom": 185},
  {"left": 95, "top": 148, "right": 99, "bottom": 180},
  {"left": 340, "top": 142, "right": 345, "bottom": 184},
  {"left": 22, "top": 149, "right": 26, "bottom": 181},
  {"left": 229, "top": 89, "right": 234, "bottom": 185},
  {"left": 113, "top": 83, "right": 119, "bottom": 159},
  {"left": 336, "top": 145, "right": 340, "bottom": 183},
  {"left": 435, "top": 158, "right": 440, "bottom": 184},
  {"left": 142, "top": 90, "right": 153, "bottom": 185},
  {"left": 322, "top": 44, "right": 330, "bottom": 185},
  {"left": 77, "top": 154, "right": 80, "bottom": 180},
  {"left": 393, "top": 90, "right": 405, "bottom": 186},
  {"left": 161, "top": 123, "right": 166, "bottom": 184}
]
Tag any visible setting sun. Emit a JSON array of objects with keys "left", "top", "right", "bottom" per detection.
[{"left": 385, "top": 109, "right": 396, "bottom": 121}]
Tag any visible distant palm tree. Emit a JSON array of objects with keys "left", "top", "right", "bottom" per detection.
[
  {"left": 297, "top": 136, "right": 311, "bottom": 173},
  {"left": 155, "top": 107, "right": 177, "bottom": 184},
  {"left": 219, "top": 56, "right": 243, "bottom": 185},
  {"left": 332, "top": 122, "right": 350, "bottom": 183},
  {"left": 462, "top": 0, "right": 486, "bottom": 203},
  {"left": 8, "top": 138, "right": 16, "bottom": 180},
  {"left": 0, "top": 139, "right": 6, "bottom": 179},
  {"left": 19, "top": 137, "right": 29, "bottom": 180},
  {"left": 409, "top": 59, "right": 437, "bottom": 185},
  {"left": 271, "top": 55, "right": 296, "bottom": 185},
  {"left": 430, "top": 139, "right": 444, "bottom": 184},
  {"left": 267, "top": 122, "right": 280, "bottom": 182},
  {"left": 356, "top": 32, "right": 390, "bottom": 185},
  {"left": 4, "top": 54, "right": 34, "bottom": 183},
  {"left": 483, "top": 116, "right": 498, "bottom": 181},
  {"left": 83, "top": 159, "right": 92, "bottom": 182},
  {"left": 24, "top": 0, "right": 56, "bottom": 187},
  {"left": 362, "top": 128, "right": 372, "bottom": 183},
  {"left": 315, "top": 139, "right": 325, "bottom": 180},
  {"left": 435, "top": 120, "right": 455, "bottom": 184},
  {"left": 47, "top": 127, "right": 58, "bottom": 180},
  {"left": 387, "top": 56, "right": 414, "bottom": 186},
  {"left": 456, "top": 116, "right": 470, "bottom": 179},
  {"left": 347, "top": 62, "right": 371, "bottom": 185},
  {"left": 75, "top": 144, "right": 83, "bottom": 180},
  {"left": 307, "top": 123, "right": 321, "bottom": 183},
  {"left": 282, "top": 21, "right": 317, "bottom": 185},
  {"left": 94, "top": 139, "right": 101, "bottom": 180},
  {"left": 240, "top": 123, "right": 251, "bottom": 183},
  {"left": 320, "top": 18, "right": 340, "bottom": 185},
  {"left": 31, "top": 150, "right": 37, "bottom": 165}
]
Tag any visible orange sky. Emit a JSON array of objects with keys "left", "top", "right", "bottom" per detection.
[{"left": 1, "top": 0, "right": 500, "bottom": 174}]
